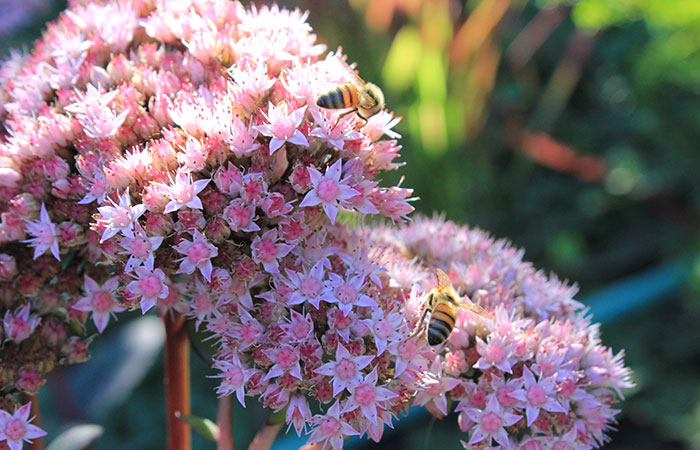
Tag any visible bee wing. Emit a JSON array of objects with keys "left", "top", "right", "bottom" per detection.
[
  {"left": 459, "top": 298, "right": 492, "bottom": 320},
  {"left": 333, "top": 55, "right": 365, "bottom": 87},
  {"left": 435, "top": 269, "right": 452, "bottom": 291}
]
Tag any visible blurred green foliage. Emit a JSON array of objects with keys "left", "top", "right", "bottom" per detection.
[{"left": 5, "top": 0, "right": 700, "bottom": 448}]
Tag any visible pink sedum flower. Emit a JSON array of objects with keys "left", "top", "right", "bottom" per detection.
[
  {"left": 461, "top": 396, "right": 522, "bottom": 447},
  {"left": 72, "top": 276, "right": 125, "bottom": 333},
  {"left": 255, "top": 102, "right": 309, "bottom": 154},
  {"left": 342, "top": 367, "right": 396, "bottom": 423},
  {"left": 0, "top": 402, "right": 47, "bottom": 450},
  {"left": 160, "top": 172, "right": 210, "bottom": 214},
  {"left": 251, "top": 229, "right": 293, "bottom": 274},
  {"left": 316, "top": 343, "right": 374, "bottom": 396},
  {"left": 213, "top": 353, "right": 253, "bottom": 407},
  {"left": 307, "top": 401, "right": 359, "bottom": 450},
  {"left": 126, "top": 266, "right": 170, "bottom": 313},
  {"left": 286, "top": 394, "right": 312, "bottom": 436},
  {"left": 521, "top": 366, "right": 567, "bottom": 426},
  {"left": 23, "top": 204, "right": 60, "bottom": 260},
  {"left": 96, "top": 191, "right": 146, "bottom": 243},
  {"left": 173, "top": 230, "right": 218, "bottom": 282},
  {"left": 299, "top": 159, "right": 359, "bottom": 224},
  {"left": 412, "top": 357, "right": 462, "bottom": 417},
  {"left": 119, "top": 225, "right": 164, "bottom": 273},
  {"left": 3, "top": 304, "right": 41, "bottom": 344}
]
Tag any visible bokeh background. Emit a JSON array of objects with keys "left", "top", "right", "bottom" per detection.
[{"left": 3, "top": 0, "right": 700, "bottom": 448}]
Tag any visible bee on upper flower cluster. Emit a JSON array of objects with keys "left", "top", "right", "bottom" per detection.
[{"left": 316, "top": 56, "right": 385, "bottom": 121}]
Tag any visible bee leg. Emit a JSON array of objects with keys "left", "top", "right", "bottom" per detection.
[
  {"left": 333, "top": 108, "right": 358, "bottom": 127},
  {"left": 409, "top": 307, "right": 430, "bottom": 338}
]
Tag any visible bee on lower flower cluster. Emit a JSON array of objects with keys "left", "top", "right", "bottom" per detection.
[{"left": 411, "top": 269, "right": 492, "bottom": 346}]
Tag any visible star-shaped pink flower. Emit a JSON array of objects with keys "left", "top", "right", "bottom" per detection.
[
  {"left": 255, "top": 102, "right": 308, "bottom": 154},
  {"left": 0, "top": 402, "right": 47, "bottom": 450},
  {"left": 307, "top": 401, "right": 359, "bottom": 450},
  {"left": 159, "top": 172, "right": 210, "bottom": 214},
  {"left": 316, "top": 343, "right": 374, "bottom": 396},
  {"left": 173, "top": 230, "right": 218, "bottom": 281},
  {"left": 23, "top": 203, "right": 60, "bottom": 260},
  {"left": 96, "top": 191, "right": 146, "bottom": 243},
  {"left": 126, "top": 266, "right": 170, "bottom": 313},
  {"left": 72, "top": 275, "right": 125, "bottom": 333},
  {"left": 299, "top": 159, "right": 359, "bottom": 224},
  {"left": 460, "top": 396, "right": 522, "bottom": 447}
]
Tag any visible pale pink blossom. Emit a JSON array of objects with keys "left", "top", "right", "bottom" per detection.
[
  {"left": 213, "top": 162, "right": 243, "bottom": 196},
  {"left": 23, "top": 203, "right": 60, "bottom": 260},
  {"left": 72, "top": 276, "right": 125, "bottom": 333},
  {"left": 2, "top": 304, "right": 41, "bottom": 344},
  {"left": 285, "top": 260, "right": 333, "bottom": 308},
  {"left": 325, "top": 272, "right": 378, "bottom": 316},
  {"left": 361, "top": 110, "right": 401, "bottom": 141},
  {"left": 224, "top": 116, "right": 260, "bottom": 157},
  {"left": 286, "top": 394, "right": 312, "bottom": 436},
  {"left": 250, "top": 229, "right": 293, "bottom": 274},
  {"left": 159, "top": 172, "right": 210, "bottom": 214},
  {"left": 309, "top": 107, "right": 362, "bottom": 150},
  {"left": 0, "top": 402, "right": 46, "bottom": 450},
  {"left": 264, "top": 345, "right": 302, "bottom": 381},
  {"left": 118, "top": 224, "right": 164, "bottom": 272},
  {"left": 461, "top": 396, "right": 522, "bottom": 447},
  {"left": 342, "top": 367, "right": 396, "bottom": 423},
  {"left": 177, "top": 136, "right": 209, "bottom": 173},
  {"left": 307, "top": 401, "right": 359, "bottom": 450},
  {"left": 95, "top": 191, "right": 146, "bottom": 243},
  {"left": 126, "top": 266, "right": 170, "bottom": 313},
  {"left": 412, "top": 357, "right": 462, "bottom": 417},
  {"left": 255, "top": 102, "right": 309, "bottom": 154},
  {"left": 222, "top": 199, "right": 260, "bottom": 232},
  {"left": 521, "top": 366, "right": 567, "bottom": 426},
  {"left": 316, "top": 343, "right": 374, "bottom": 396},
  {"left": 299, "top": 159, "right": 359, "bottom": 224},
  {"left": 213, "top": 353, "right": 253, "bottom": 407},
  {"left": 474, "top": 333, "right": 516, "bottom": 373},
  {"left": 173, "top": 230, "right": 218, "bottom": 281}
]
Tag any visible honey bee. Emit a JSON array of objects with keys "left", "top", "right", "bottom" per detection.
[
  {"left": 411, "top": 269, "right": 492, "bottom": 346},
  {"left": 316, "top": 57, "right": 385, "bottom": 121}
]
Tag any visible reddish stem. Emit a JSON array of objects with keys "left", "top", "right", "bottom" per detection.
[
  {"left": 163, "top": 313, "right": 191, "bottom": 450},
  {"left": 297, "top": 444, "right": 325, "bottom": 450},
  {"left": 19, "top": 394, "right": 42, "bottom": 450},
  {"left": 246, "top": 423, "right": 283, "bottom": 450},
  {"left": 217, "top": 396, "right": 234, "bottom": 450}
]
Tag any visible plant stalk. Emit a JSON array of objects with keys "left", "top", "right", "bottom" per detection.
[
  {"left": 163, "top": 313, "right": 191, "bottom": 450},
  {"left": 20, "top": 394, "right": 43, "bottom": 450},
  {"left": 217, "top": 396, "right": 234, "bottom": 450},
  {"left": 246, "top": 422, "right": 283, "bottom": 450}
]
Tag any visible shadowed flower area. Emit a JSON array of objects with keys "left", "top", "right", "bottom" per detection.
[{"left": 0, "top": 1, "right": 632, "bottom": 449}]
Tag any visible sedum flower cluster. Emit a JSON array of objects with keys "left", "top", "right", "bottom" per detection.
[
  {"left": 367, "top": 216, "right": 635, "bottom": 449},
  {"left": 0, "top": 0, "right": 632, "bottom": 449}
]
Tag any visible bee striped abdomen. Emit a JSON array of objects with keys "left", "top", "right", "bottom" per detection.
[
  {"left": 316, "top": 83, "right": 359, "bottom": 109},
  {"left": 427, "top": 305, "right": 456, "bottom": 346}
]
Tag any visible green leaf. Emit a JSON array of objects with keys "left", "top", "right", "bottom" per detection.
[
  {"left": 267, "top": 406, "right": 288, "bottom": 425},
  {"left": 177, "top": 412, "right": 220, "bottom": 442}
]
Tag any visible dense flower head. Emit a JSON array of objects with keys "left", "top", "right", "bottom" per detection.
[
  {"left": 0, "top": 1, "right": 633, "bottom": 449},
  {"left": 363, "top": 216, "right": 635, "bottom": 449}
]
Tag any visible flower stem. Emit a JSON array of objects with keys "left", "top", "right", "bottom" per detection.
[
  {"left": 20, "top": 394, "right": 42, "bottom": 450},
  {"left": 163, "top": 313, "right": 191, "bottom": 450},
  {"left": 217, "top": 396, "right": 234, "bottom": 450},
  {"left": 246, "top": 421, "right": 283, "bottom": 450},
  {"left": 297, "top": 443, "right": 325, "bottom": 450}
]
